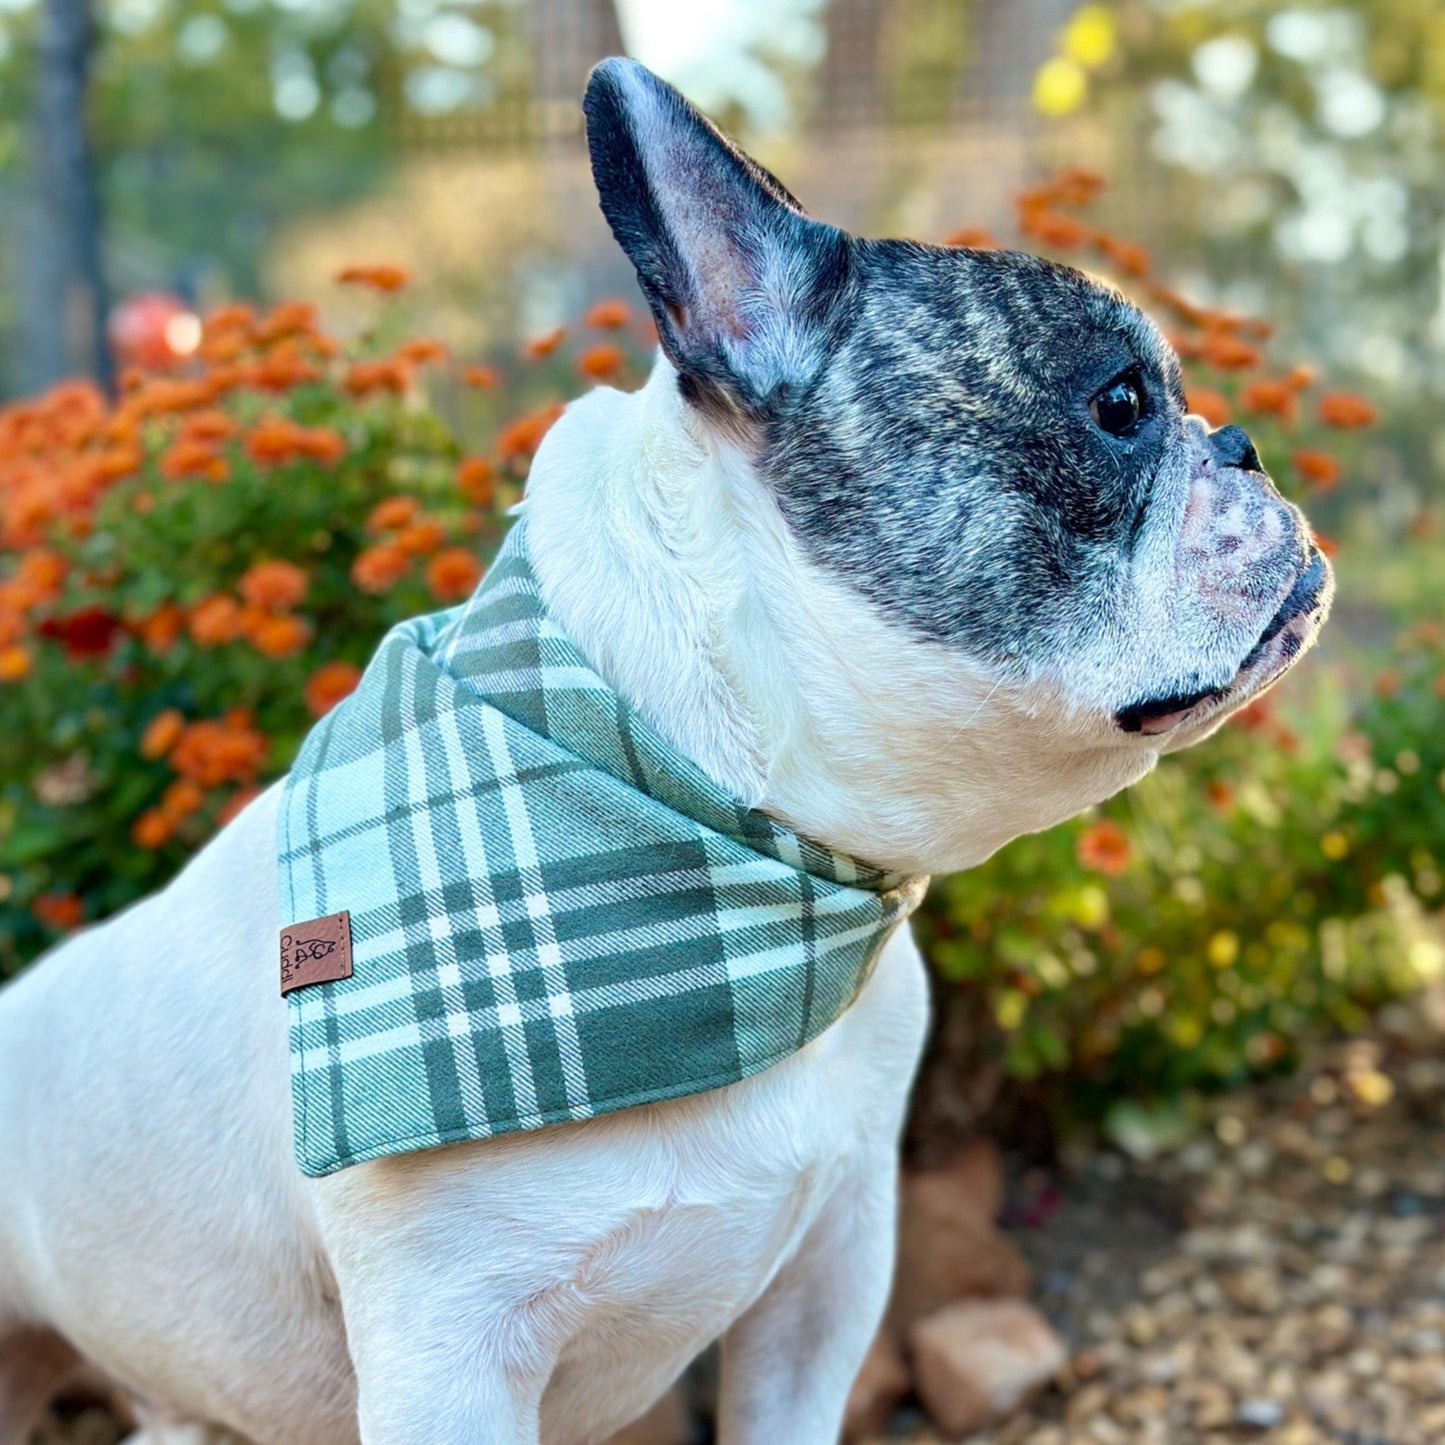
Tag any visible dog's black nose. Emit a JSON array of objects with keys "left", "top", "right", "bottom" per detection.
[{"left": 1209, "top": 424, "right": 1262, "bottom": 474}]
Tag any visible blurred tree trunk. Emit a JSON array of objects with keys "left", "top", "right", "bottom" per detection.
[{"left": 20, "top": 0, "right": 111, "bottom": 392}]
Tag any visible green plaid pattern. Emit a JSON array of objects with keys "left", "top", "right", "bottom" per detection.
[{"left": 279, "top": 520, "right": 927, "bottom": 1176}]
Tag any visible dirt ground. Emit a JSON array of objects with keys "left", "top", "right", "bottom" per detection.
[
  {"left": 31, "top": 1014, "right": 1445, "bottom": 1445},
  {"left": 886, "top": 1016, "right": 1445, "bottom": 1445}
]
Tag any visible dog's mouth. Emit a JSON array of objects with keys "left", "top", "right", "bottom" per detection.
[{"left": 1115, "top": 546, "right": 1332, "bottom": 738}]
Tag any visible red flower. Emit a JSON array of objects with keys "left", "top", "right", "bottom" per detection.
[{"left": 38, "top": 606, "right": 123, "bottom": 660}]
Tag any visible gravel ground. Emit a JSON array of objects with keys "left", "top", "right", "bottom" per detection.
[
  {"left": 32, "top": 1024, "right": 1445, "bottom": 1445},
  {"left": 882, "top": 1025, "right": 1445, "bottom": 1445}
]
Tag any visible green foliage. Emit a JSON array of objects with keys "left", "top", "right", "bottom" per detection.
[{"left": 917, "top": 644, "right": 1443, "bottom": 1120}]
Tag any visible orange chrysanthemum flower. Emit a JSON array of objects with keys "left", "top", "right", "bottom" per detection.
[
  {"left": 244, "top": 415, "right": 307, "bottom": 467},
  {"left": 344, "top": 359, "right": 411, "bottom": 397},
  {"left": 396, "top": 337, "right": 448, "bottom": 365},
  {"left": 203, "top": 302, "right": 256, "bottom": 334},
  {"left": 525, "top": 327, "right": 568, "bottom": 360},
  {"left": 253, "top": 301, "right": 318, "bottom": 345},
  {"left": 188, "top": 594, "right": 243, "bottom": 647},
  {"left": 1317, "top": 392, "right": 1377, "bottom": 429},
  {"left": 0, "top": 644, "right": 31, "bottom": 682},
  {"left": 179, "top": 409, "right": 241, "bottom": 444},
  {"left": 584, "top": 298, "right": 630, "bottom": 329},
  {"left": 1201, "top": 332, "right": 1262, "bottom": 371},
  {"left": 249, "top": 344, "right": 321, "bottom": 393},
  {"left": 367, "top": 495, "right": 419, "bottom": 534},
  {"left": 943, "top": 227, "right": 997, "bottom": 249},
  {"left": 1094, "top": 234, "right": 1151, "bottom": 278},
  {"left": 239, "top": 559, "right": 308, "bottom": 612},
  {"left": 16, "top": 549, "right": 69, "bottom": 599},
  {"left": 1293, "top": 449, "right": 1340, "bottom": 490},
  {"left": 578, "top": 344, "right": 624, "bottom": 381},
  {"left": 426, "top": 547, "right": 483, "bottom": 602},
  {"left": 497, "top": 402, "right": 565, "bottom": 462},
  {"left": 1075, "top": 819, "right": 1131, "bottom": 876},
  {"left": 92, "top": 445, "right": 144, "bottom": 485},
  {"left": 244, "top": 416, "right": 346, "bottom": 468},
  {"left": 395, "top": 519, "right": 445, "bottom": 557},
  {"left": 160, "top": 778, "right": 206, "bottom": 821},
  {"left": 336, "top": 264, "right": 409, "bottom": 292},
  {"left": 1185, "top": 388, "right": 1232, "bottom": 429},
  {"left": 160, "top": 437, "right": 228, "bottom": 484},
  {"left": 1204, "top": 779, "right": 1234, "bottom": 814},
  {"left": 305, "top": 660, "right": 363, "bottom": 718},
  {"left": 1021, "top": 210, "right": 1092, "bottom": 249},
  {"left": 169, "top": 717, "right": 267, "bottom": 788},
  {"left": 131, "top": 809, "right": 175, "bottom": 850},
  {"left": 352, "top": 544, "right": 411, "bottom": 596},
  {"left": 1239, "top": 379, "right": 1296, "bottom": 425},
  {"left": 460, "top": 364, "right": 499, "bottom": 389},
  {"left": 138, "top": 603, "right": 185, "bottom": 655},
  {"left": 140, "top": 708, "right": 186, "bottom": 760},
  {"left": 248, "top": 613, "right": 311, "bottom": 658},
  {"left": 456, "top": 456, "right": 496, "bottom": 506}
]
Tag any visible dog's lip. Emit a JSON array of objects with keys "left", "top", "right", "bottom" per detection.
[
  {"left": 1238, "top": 546, "right": 1330, "bottom": 671},
  {"left": 1114, "top": 546, "right": 1331, "bottom": 738},
  {"left": 1114, "top": 685, "right": 1225, "bottom": 736}
]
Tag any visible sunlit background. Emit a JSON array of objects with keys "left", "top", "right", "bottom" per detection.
[{"left": 4, "top": 0, "right": 1443, "bottom": 416}]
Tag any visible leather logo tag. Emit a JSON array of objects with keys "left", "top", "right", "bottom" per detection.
[{"left": 280, "top": 911, "right": 353, "bottom": 995}]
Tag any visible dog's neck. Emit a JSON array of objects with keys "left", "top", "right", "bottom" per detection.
[{"left": 523, "top": 359, "right": 1153, "bottom": 876}]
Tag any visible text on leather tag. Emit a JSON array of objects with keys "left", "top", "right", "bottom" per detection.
[{"left": 280, "top": 911, "right": 353, "bottom": 995}]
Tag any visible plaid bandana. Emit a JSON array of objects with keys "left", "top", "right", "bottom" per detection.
[{"left": 279, "top": 520, "right": 927, "bottom": 1176}]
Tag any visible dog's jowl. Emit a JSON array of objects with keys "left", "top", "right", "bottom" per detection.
[{"left": 0, "top": 58, "right": 1330, "bottom": 1445}]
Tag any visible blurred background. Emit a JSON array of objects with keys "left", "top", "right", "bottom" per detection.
[{"left": 3, "top": 2, "right": 1444, "bottom": 1443}]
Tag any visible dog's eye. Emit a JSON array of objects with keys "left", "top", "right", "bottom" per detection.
[{"left": 1090, "top": 370, "right": 1145, "bottom": 437}]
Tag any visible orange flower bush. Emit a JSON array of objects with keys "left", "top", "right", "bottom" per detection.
[{"left": 0, "top": 280, "right": 650, "bottom": 967}]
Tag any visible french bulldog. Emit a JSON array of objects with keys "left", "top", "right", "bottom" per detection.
[{"left": 0, "top": 57, "right": 1330, "bottom": 1445}]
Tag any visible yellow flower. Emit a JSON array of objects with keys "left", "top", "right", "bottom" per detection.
[
  {"left": 1062, "top": 5, "right": 1116, "bottom": 69},
  {"left": 1033, "top": 57, "right": 1087, "bottom": 116}
]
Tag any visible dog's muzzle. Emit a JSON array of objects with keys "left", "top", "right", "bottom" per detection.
[{"left": 1114, "top": 542, "right": 1332, "bottom": 737}]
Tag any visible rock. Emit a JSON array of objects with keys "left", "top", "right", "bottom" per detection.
[
  {"left": 1236, "top": 1397, "right": 1285, "bottom": 1429},
  {"left": 843, "top": 1330, "right": 911, "bottom": 1441},
  {"left": 889, "top": 1144, "right": 1031, "bottom": 1336},
  {"left": 908, "top": 1299, "right": 1066, "bottom": 1437},
  {"left": 601, "top": 1385, "right": 693, "bottom": 1445}
]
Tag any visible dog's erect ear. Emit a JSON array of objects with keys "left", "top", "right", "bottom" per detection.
[{"left": 583, "top": 57, "right": 852, "bottom": 418}]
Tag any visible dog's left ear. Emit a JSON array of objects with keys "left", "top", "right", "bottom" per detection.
[{"left": 583, "top": 57, "right": 853, "bottom": 419}]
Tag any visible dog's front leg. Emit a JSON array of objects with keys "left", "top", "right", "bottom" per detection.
[
  {"left": 344, "top": 1300, "right": 547, "bottom": 1445},
  {"left": 320, "top": 1188, "right": 552, "bottom": 1445},
  {"left": 715, "top": 1156, "right": 896, "bottom": 1445}
]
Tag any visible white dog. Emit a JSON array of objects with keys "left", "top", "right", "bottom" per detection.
[{"left": 0, "top": 59, "right": 1329, "bottom": 1445}]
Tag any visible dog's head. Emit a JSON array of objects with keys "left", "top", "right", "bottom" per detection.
[{"left": 577, "top": 59, "right": 1332, "bottom": 868}]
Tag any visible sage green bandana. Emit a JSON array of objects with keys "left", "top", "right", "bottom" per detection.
[{"left": 278, "top": 520, "right": 927, "bottom": 1177}]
